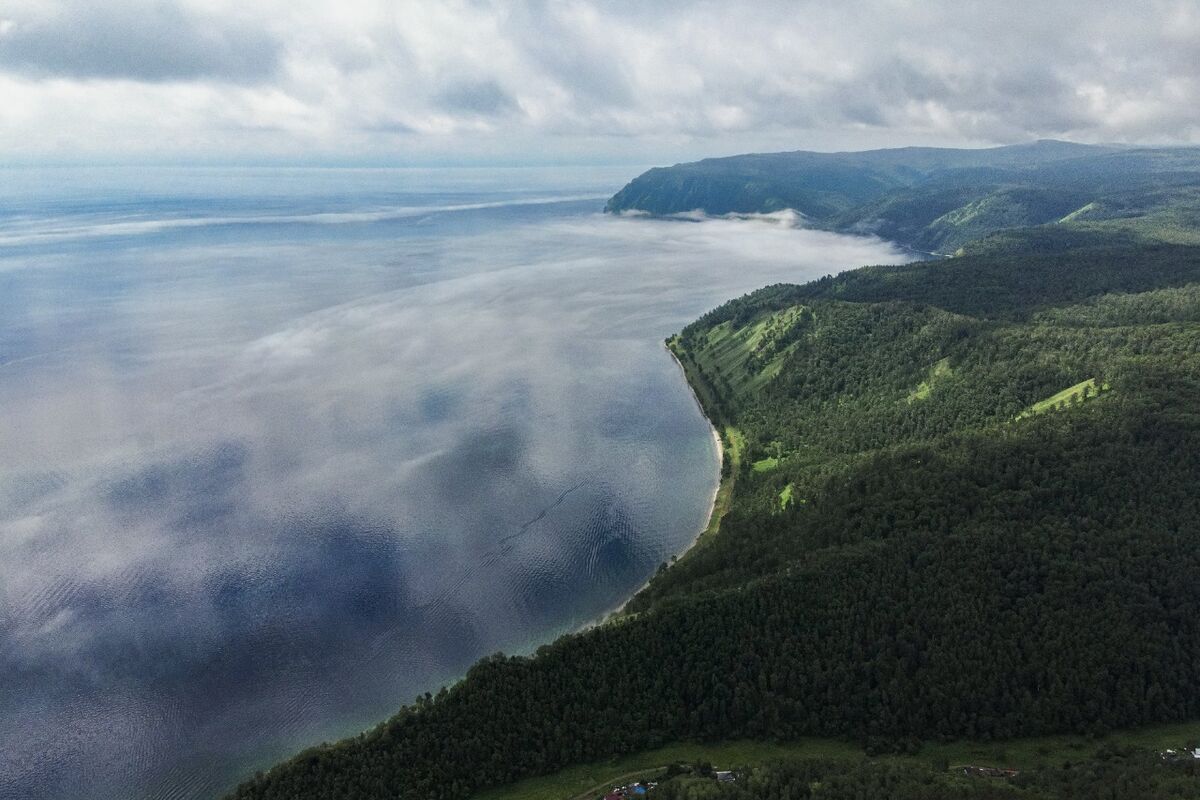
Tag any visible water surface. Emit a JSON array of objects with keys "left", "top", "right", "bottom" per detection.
[{"left": 0, "top": 167, "right": 909, "bottom": 800}]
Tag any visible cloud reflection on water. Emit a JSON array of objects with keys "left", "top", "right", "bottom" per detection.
[{"left": 0, "top": 192, "right": 910, "bottom": 800}]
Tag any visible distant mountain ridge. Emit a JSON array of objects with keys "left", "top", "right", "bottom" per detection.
[{"left": 605, "top": 140, "right": 1200, "bottom": 254}]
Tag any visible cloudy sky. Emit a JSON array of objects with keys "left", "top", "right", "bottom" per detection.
[{"left": 1, "top": 0, "right": 1199, "bottom": 164}]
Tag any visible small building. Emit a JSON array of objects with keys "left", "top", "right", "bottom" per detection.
[
  {"left": 962, "top": 765, "right": 1018, "bottom": 778},
  {"left": 715, "top": 770, "right": 735, "bottom": 783},
  {"left": 1160, "top": 747, "right": 1200, "bottom": 762}
]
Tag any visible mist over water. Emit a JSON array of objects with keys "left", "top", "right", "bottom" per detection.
[{"left": 0, "top": 167, "right": 909, "bottom": 800}]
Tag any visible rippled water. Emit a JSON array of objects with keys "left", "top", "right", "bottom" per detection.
[{"left": 0, "top": 166, "right": 909, "bottom": 800}]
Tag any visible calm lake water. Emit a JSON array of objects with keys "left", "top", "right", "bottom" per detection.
[{"left": 0, "top": 166, "right": 908, "bottom": 800}]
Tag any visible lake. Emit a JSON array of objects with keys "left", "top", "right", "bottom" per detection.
[{"left": 0, "top": 166, "right": 908, "bottom": 800}]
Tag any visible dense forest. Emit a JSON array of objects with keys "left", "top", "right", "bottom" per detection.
[{"left": 228, "top": 154, "right": 1200, "bottom": 800}]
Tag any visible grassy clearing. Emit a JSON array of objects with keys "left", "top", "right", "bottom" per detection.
[
  {"left": 779, "top": 483, "right": 794, "bottom": 509},
  {"left": 751, "top": 456, "right": 779, "bottom": 472},
  {"left": 907, "top": 357, "right": 953, "bottom": 402},
  {"left": 1058, "top": 201, "right": 1100, "bottom": 223},
  {"left": 1017, "top": 377, "right": 1110, "bottom": 419},
  {"left": 472, "top": 722, "right": 1200, "bottom": 800}
]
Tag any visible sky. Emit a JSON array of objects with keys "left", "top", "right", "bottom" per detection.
[{"left": 1, "top": 0, "right": 1199, "bottom": 164}]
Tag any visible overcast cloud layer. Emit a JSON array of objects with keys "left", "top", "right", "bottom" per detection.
[{"left": 1, "top": 0, "right": 1198, "bottom": 162}]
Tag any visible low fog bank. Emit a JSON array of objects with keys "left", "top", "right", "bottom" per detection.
[{"left": 0, "top": 197, "right": 910, "bottom": 799}]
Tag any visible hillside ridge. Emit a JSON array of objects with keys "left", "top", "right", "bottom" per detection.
[{"left": 605, "top": 141, "right": 1200, "bottom": 254}]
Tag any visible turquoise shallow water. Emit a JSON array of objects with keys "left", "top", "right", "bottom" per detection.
[{"left": 0, "top": 167, "right": 908, "bottom": 800}]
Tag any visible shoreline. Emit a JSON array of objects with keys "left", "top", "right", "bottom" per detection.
[{"left": 578, "top": 341, "right": 725, "bottom": 630}]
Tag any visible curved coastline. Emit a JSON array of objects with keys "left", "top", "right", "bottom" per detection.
[
  {"left": 580, "top": 342, "right": 725, "bottom": 630},
  {"left": 667, "top": 342, "right": 725, "bottom": 545}
]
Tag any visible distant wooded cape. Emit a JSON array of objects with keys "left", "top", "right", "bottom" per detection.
[
  {"left": 231, "top": 142, "right": 1200, "bottom": 800},
  {"left": 605, "top": 140, "right": 1200, "bottom": 254}
]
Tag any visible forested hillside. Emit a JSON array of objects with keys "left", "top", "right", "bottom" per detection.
[
  {"left": 604, "top": 141, "right": 1200, "bottom": 253},
  {"left": 228, "top": 216, "right": 1200, "bottom": 799}
]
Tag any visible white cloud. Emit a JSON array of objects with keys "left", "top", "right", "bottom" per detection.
[{"left": 1, "top": 0, "right": 1199, "bottom": 161}]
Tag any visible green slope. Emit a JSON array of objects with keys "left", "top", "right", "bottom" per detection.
[{"left": 1015, "top": 378, "right": 1110, "bottom": 420}]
